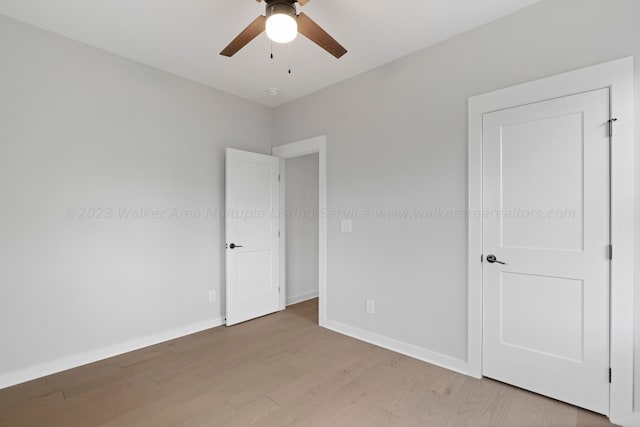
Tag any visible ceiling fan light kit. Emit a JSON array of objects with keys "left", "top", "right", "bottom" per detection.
[
  {"left": 265, "top": 1, "right": 298, "bottom": 44},
  {"left": 220, "top": 0, "right": 347, "bottom": 59}
]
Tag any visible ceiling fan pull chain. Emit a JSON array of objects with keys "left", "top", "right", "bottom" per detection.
[
  {"left": 270, "top": 41, "right": 274, "bottom": 59},
  {"left": 288, "top": 42, "right": 292, "bottom": 74}
]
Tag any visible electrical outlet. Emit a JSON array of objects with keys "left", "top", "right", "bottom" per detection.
[
  {"left": 209, "top": 290, "right": 217, "bottom": 303},
  {"left": 366, "top": 299, "right": 375, "bottom": 314}
]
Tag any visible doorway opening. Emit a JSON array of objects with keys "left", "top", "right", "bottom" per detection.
[
  {"left": 272, "top": 136, "right": 328, "bottom": 326},
  {"left": 283, "top": 153, "right": 319, "bottom": 324}
]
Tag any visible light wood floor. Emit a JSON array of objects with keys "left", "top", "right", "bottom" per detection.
[{"left": 0, "top": 299, "right": 615, "bottom": 426}]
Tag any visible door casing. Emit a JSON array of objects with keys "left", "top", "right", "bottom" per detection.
[{"left": 467, "top": 57, "right": 634, "bottom": 425}]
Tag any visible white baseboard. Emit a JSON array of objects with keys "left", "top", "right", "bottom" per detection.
[
  {"left": 0, "top": 317, "right": 224, "bottom": 390},
  {"left": 286, "top": 291, "right": 319, "bottom": 306},
  {"left": 610, "top": 409, "right": 640, "bottom": 427},
  {"left": 323, "top": 319, "right": 470, "bottom": 376}
]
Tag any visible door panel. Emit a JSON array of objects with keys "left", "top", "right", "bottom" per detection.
[
  {"left": 482, "top": 88, "right": 610, "bottom": 414},
  {"left": 226, "top": 148, "right": 280, "bottom": 326},
  {"left": 500, "top": 272, "right": 584, "bottom": 362},
  {"left": 236, "top": 251, "right": 273, "bottom": 299},
  {"left": 500, "top": 112, "right": 584, "bottom": 251}
]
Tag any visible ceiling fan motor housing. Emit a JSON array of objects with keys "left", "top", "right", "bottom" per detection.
[{"left": 266, "top": 0, "right": 297, "bottom": 19}]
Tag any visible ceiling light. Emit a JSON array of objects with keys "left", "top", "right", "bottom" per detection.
[{"left": 266, "top": 3, "right": 298, "bottom": 44}]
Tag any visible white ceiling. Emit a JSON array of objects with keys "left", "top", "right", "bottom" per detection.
[{"left": 0, "top": 0, "right": 541, "bottom": 107}]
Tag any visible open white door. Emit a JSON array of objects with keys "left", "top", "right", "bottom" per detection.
[
  {"left": 225, "top": 148, "right": 280, "bottom": 326},
  {"left": 482, "top": 88, "right": 610, "bottom": 414}
]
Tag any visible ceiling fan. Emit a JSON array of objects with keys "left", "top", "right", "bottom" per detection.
[{"left": 220, "top": 0, "right": 347, "bottom": 59}]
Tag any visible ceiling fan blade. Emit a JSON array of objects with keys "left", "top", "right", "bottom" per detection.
[
  {"left": 297, "top": 0, "right": 311, "bottom": 5},
  {"left": 220, "top": 15, "right": 266, "bottom": 57},
  {"left": 297, "top": 13, "right": 347, "bottom": 58}
]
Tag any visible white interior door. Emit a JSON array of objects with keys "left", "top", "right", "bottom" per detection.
[
  {"left": 482, "top": 88, "right": 610, "bottom": 414},
  {"left": 225, "top": 148, "right": 280, "bottom": 326}
]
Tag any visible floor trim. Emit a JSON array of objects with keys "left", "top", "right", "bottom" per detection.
[
  {"left": 286, "top": 291, "right": 319, "bottom": 306},
  {"left": 0, "top": 317, "right": 223, "bottom": 390},
  {"left": 323, "top": 319, "right": 470, "bottom": 376}
]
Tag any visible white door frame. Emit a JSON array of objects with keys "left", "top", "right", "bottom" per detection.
[
  {"left": 467, "top": 57, "right": 634, "bottom": 425},
  {"left": 272, "top": 136, "right": 327, "bottom": 326}
]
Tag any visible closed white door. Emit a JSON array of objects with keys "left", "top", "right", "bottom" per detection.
[
  {"left": 225, "top": 148, "right": 280, "bottom": 326},
  {"left": 482, "top": 88, "right": 610, "bottom": 414}
]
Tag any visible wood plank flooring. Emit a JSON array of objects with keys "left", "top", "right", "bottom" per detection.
[{"left": 0, "top": 299, "right": 615, "bottom": 426}]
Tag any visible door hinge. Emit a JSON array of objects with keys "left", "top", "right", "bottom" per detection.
[
  {"left": 278, "top": 286, "right": 281, "bottom": 293},
  {"left": 480, "top": 254, "right": 483, "bottom": 262},
  {"left": 608, "top": 244, "right": 613, "bottom": 260},
  {"left": 608, "top": 118, "right": 618, "bottom": 137},
  {"left": 609, "top": 368, "right": 612, "bottom": 383},
  {"left": 278, "top": 174, "right": 281, "bottom": 182},
  {"left": 278, "top": 230, "right": 281, "bottom": 237}
]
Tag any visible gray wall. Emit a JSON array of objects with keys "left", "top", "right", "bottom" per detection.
[
  {"left": 285, "top": 154, "right": 319, "bottom": 305},
  {"left": 272, "top": 0, "right": 640, "bottom": 406},
  {"left": 0, "top": 15, "right": 272, "bottom": 382},
  {"left": 2, "top": 0, "right": 640, "bottom": 412}
]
